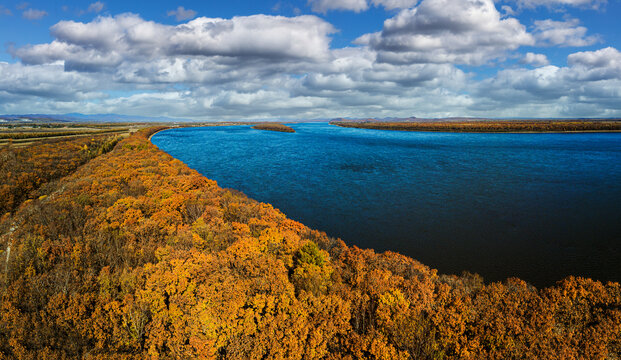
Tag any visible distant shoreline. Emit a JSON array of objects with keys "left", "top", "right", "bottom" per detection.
[{"left": 330, "top": 120, "right": 621, "bottom": 133}]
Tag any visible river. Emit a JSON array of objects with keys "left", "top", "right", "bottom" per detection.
[{"left": 152, "top": 123, "right": 621, "bottom": 287}]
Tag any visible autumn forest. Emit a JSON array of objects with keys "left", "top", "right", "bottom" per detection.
[{"left": 0, "top": 127, "right": 620, "bottom": 359}]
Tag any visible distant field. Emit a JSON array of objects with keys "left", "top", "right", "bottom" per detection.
[
  {"left": 0, "top": 121, "right": 283, "bottom": 147},
  {"left": 251, "top": 123, "right": 296, "bottom": 133},
  {"left": 330, "top": 120, "right": 621, "bottom": 133},
  {"left": 0, "top": 129, "right": 129, "bottom": 139},
  {"left": 0, "top": 124, "right": 139, "bottom": 147}
]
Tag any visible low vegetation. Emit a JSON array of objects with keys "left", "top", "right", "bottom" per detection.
[
  {"left": 251, "top": 123, "right": 296, "bottom": 133},
  {"left": 0, "top": 128, "right": 129, "bottom": 140},
  {"left": 0, "top": 128, "right": 619, "bottom": 359},
  {"left": 331, "top": 120, "right": 621, "bottom": 132}
]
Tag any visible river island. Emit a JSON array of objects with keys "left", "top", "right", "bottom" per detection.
[{"left": 251, "top": 123, "right": 296, "bottom": 133}]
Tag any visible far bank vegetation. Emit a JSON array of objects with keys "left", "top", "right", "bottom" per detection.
[
  {"left": 251, "top": 123, "right": 295, "bottom": 133},
  {"left": 331, "top": 120, "right": 621, "bottom": 133}
]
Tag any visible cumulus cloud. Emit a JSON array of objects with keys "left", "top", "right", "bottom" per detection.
[
  {"left": 167, "top": 16, "right": 335, "bottom": 59},
  {"left": 500, "top": 5, "right": 517, "bottom": 16},
  {"left": 474, "top": 47, "right": 621, "bottom": 116},
  {"left": 0, "top": 62, "right": 102, "bottom": 101},
  {"left": 370, "top": 0, "right": 420, "bottom": 9},
  {"left": 567, "top": 47, "right": 621, "bottom": 81},
  {"left": 533, "top": 18, "right": 599, "bottom": 47},
  {"left": 521, "top": 52, "right": 550, "bottom": 66},
  {"left": 568, "top": 47, "right": 620, "bottom": 68},
  {"left": 357, "top": 0, "right": 533, "bottom": 65},
  {"left": 167, "top": 6, "right": 197, "bottom": 21},
  {"left": 13, "top": 13, "right": 336, "bottom": 71},
  {"left": 308, "top": 0, "right": 419, "bottom": 12},
  {"left": 22, "top": 8, "right": 47, "bottom": 20},
  {"left": 308, "top": 0, "right": 369, "bottom": 13}
]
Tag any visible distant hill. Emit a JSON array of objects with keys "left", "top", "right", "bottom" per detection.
[
  {"left": 0, "top": 113, "right": 332, "bottom": 124},
  {"left": 0, "top": 113, "right": 194, "bottom": 123}
]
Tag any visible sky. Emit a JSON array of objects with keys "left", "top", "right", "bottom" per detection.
[{"left": 0, "top": 0, "right": 620, "bottom": 120}]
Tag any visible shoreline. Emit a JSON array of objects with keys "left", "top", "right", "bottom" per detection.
[
  {"left": 332, "top": 126, "right": 621, "bottom": 134},
  {"left": 147, "top": 126, "right": 172, "bottom": 141}
]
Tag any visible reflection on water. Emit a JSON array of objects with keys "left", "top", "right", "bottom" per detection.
[{"left": 152, "top": 123, "right": 621, "bottom": 288}]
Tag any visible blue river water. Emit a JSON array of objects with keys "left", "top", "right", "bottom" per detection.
[{"left": 152, "top": 123, "right": 621, "bottom": 287}]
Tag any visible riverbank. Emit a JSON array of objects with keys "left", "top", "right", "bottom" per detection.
[{"left": 330, "top": 120, "right": 621, "bottom": 133}]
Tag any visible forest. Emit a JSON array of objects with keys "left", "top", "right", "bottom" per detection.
[
  {"left": 330, "top": 120, "right": 621, "bottom": 133},
  {"left": 0, "top": 127, "right": 619, "bottom": 359},
  {"left": 251, "top": 123, "right": 296, "bottom": 133}
]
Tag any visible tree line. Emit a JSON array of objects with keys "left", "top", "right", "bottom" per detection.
[{"left": 331, "top": 120, "right": 621, "bottom": 133}]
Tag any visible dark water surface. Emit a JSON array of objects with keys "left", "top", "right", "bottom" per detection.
[{"left": 152, "top": 123, "right": 621, "bottom": 287}]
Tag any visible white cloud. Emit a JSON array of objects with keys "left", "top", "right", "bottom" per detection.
[
  {"left": 568, "top": 47, "right": 621, "bottom": 69},
  {"left": 308, "top": 0, "right": 369, "bottom": 13},
  {"left": 521, "top": 52, "right": 550, "bottom": 66},
  {"left": 166, "top": 6, "right": 197, "bottom": 21},
  {"left": 533, "top": 18, "right": 599, "bottom": 47},
  {"left": 168, "top": 16, "right": 335, "bottom": 60},
  {"left": 500, "top": 5, "right": 516, "bottom": 16},
  {"left": 506, "top": 0, "right": 606, "bottom": 9},
  {"left": 567, "top": 47, "right": 621, "bottom": 81},
  {"left": 15, "top": 41, "right": 124, "bottom": 71},
  {"left": 308, "top": 0, "right": 421, "bottom": 12},
  {"left": 22, "top": 8, "right": 47, "bottom": 20},
  {"left": 473, "top": 47, "right": 621, "bottom": 116},
  {"left": 14, "top": 13, "right": 336, "bottom": 71},
  {"left": 357, "top": 0, "right": 533, "bottom": 65},
  {"left": 0, "top": 62, "right": 101, "bottom": 101},
  {"left": 87, "top": 2, "right": 104, "bottom": 13},
  {"left": 371, "top": 0, "right": 420, "bottom": 9}
]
